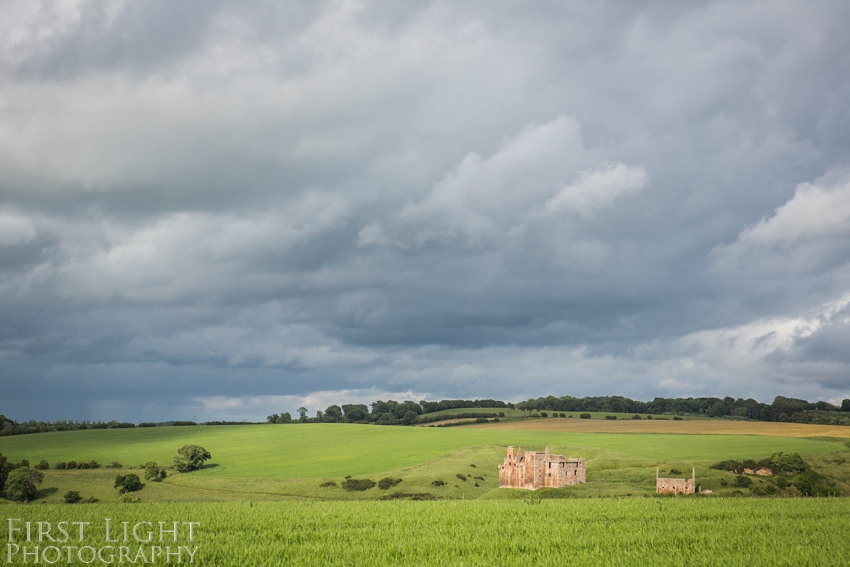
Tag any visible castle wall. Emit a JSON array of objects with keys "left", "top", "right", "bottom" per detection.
[
  {"left": 656, "top": 468, "right": 696, "bottom": 494},
  {"left": 499, "top": 446, "right": 586, "bottom": 490}
]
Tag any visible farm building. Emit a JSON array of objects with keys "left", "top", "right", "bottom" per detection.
[{"left": 656, "top": 467, "right": 696, "bottom": 494}]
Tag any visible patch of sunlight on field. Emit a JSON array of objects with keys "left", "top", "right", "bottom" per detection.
[{"left": 0, "top": 424, "right": 843, "bottom": 481}]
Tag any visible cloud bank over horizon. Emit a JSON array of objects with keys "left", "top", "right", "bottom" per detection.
[{"left": 2, "top": 0, "right": 850, "bottom": 422}]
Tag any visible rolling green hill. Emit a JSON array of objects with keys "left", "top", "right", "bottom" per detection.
[{"left": 0, "top": 423, "right": 842, "bottom": 480}]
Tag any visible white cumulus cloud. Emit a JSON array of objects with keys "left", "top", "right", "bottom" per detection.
[
  {"left": 544, "top": 162, "right": 648, "bottom": 217},
  {"left": 0, "top": 211, "right": 36, "bottom": 246}
]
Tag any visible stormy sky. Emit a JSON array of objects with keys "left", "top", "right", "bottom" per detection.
[{"left": 2, "top": 0, "right": 850, "bottom": 422}]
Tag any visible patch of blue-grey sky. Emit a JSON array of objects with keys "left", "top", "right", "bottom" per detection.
[{"left": 1, "top": 0, "right": 849, "bottom": 421}]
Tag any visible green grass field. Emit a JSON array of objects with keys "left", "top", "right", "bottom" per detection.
[
  {"left": 0, "top": 423, "right": 848, "bottom": 504},
  {"left": 2, "top": 423, "right": 849, "bottom": 565},
  {"left": 4, "top": 499, "right": 850, "bottom": 566},
  {"left": 0, "top": 424, "right": 841, "bottom": 479}
]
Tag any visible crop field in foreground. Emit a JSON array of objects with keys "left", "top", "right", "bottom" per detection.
[{"left": 3, "top": 499, "right": 849, "bottom": 566}]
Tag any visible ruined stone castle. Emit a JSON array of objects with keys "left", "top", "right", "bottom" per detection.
[
  {"left": 499, "top": 446, "right": 586, "bottom": 490},
  {"left": 656, "top": 467, "right": 695, "bottom": 494}
]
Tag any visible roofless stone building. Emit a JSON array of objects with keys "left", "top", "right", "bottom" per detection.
[
  {"left": 656, "top": 467, "right": 696, "bottom": 494},
  {"left": 499, "top": 446, "right": 586, "bottom": 490}
]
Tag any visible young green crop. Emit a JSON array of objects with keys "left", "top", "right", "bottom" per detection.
[{"left": 3, "top": 499, "right": 849, "bottom": 566}]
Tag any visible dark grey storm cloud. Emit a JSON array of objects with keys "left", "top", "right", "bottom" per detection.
[{"left": 1, "top": 0, "right": 850, "bottom": 421}]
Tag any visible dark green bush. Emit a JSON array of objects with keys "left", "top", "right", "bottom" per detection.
[
  {"left": 579, "top": 413, "right": 591, "bottom": 419},
  {"left": 431, "top": 480, "right": 446, "bottom": 486},
  {"left": 673, "top": 416, "right": 683, "bottom": 421},
  {"left": 54, "top": 462, "right": 67, "bottom": 470},
  {"left": 35, "top": 460, "right": 49, "bottom": 470},
  {"left": 319, "top": 481, "right": 336, "bottom": 488},
  {"left": 735, "top": 475, "right": 752, "bottom": 488},
  {"left": 138, "top": 423, "right": 157, "bottom": 428},
  {"left": 67, "top": 461, "right": 77, "bottom": 469},
  {"left": 378, "top": 478, "right": 403, "bottom": 490},
  {"left": 379, "top": 492, "right": 436, "bottom": 500},
  {"left": 108, "top": 461, "right": 123, "bottom": 469},
  {"left": 790, "top": 471, "right": 826, "bottom": 496},
  {"left": 114, "top": 473, "right": 142, "bottom": 493},
  {"left": 605, "top": 415, "right": 617, "bottom": 420},
  {"left": 342, "top": 478, "right": 376, "bottom": 491},
  {"left": 711, "top": 460, "right": 744, "bottom": 473},
  {"left": 771, "top": 452, "right": 807, "bottom": 474},
  {"left": 456, "top": 474, "right": 467, "bottom": 481},
  {"left": 632, "top": 414, "right": 642, "bottom": 420},
  {"left": 64, "top": 491, "right": 82, "bottom": 504}
]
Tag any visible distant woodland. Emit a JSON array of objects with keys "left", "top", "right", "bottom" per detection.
[{"left": 3, "top": 394, "right": 850, "bottom": 436}]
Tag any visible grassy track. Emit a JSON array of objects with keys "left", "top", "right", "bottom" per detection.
[
  {"left": 0, "top": 425, "right": 842, "bottom": 480},
  {"left": 3, "top": 499, "right": 849, "bottom": 566}
]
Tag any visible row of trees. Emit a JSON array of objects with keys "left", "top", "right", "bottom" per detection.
[
  {"left": 268, "top": 399, "right": 508, "bottom": 425},
  {"left": 5, "top": 395, "right": 849, "bottom": 435},
  {"left": 0, "top": 416, "right": 267, "bottom": 437},
  {"left": 513, "top": 395, "right": 850, "bottom": 423},
  {"left": 0, "top": 416, "right": 137, "bottom": 437},
  {"left": 266, "top": 395, "right": 850, "bottom": 426}
]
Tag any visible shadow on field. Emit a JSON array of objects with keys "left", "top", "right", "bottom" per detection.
[{"left": 37, "top": 487, "right": 58, "bottom": 499}]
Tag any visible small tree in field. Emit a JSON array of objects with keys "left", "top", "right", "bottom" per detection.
[
  {"left": 114, "top": 473, "right": 142, "bottom": 494},
  {"left": 64, "top": 491, "right": 82, "bottom": 504},
  {"left": 0, "top": 453, "right": 10, "bottom": 491},
  {"left": 5, "top": 469, "right": 44, "bottom": 503},
  {"left": 144, "top": 461, "right": 167, "bottom": 481},
  {"left": 173, "top": 445, "right": 211, "bottom": 473}
]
